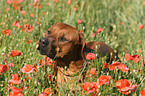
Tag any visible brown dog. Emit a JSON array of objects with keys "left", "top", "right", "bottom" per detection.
[{"left": 37, "top": 23, "right": 119, "bottom": 92}]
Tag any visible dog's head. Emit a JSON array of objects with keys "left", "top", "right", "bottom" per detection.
[{"left": 37, "top": 23, "right": 85, "bottom": 59}]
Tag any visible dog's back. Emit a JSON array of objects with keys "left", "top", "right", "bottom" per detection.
[{"left": 86, "top": 41, "right": 119, "bottom": 63}]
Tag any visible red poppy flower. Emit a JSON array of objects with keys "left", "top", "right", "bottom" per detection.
[
  {"left": 82, "top": 82, "right": 94, "bottom": 91},
  {"left": 91, "top": 93, "right": 99, "bottom": 96},
  {"left": 38, "top": 88, "right": 54, "bottom": 96},
  {"left": 38, "top": 59, "right": 45, "bottom": 67},
  {"left": 1, "top": 53, "right": 5, "bottom": 56},
  {"left": 16, "top": 50, "right": 22, "bottom": 56},
  {"left": 11, "top": 50, "right": 16, "bottom": 57},
  {"left": 89, "top": 68, "right": 96, "bottom": 75},
  {"left": 82, "top": 82, "right": 99, "bottom": 95},
  {"left": 125, "top": 53, "right": 133, "bottom": 61},
  {"left": 139, "top": 24, "right": 144, "bottom": 29},
  {"left": 140, "top": 89, "right": 145, "bottom": 96},
  {"left": 91, "top": 33, "right": 95, "bottom": 37},
  {"left": 13, "top": 20, "right": 21, "bottom": 28},
  {"left": 125, "top": 53, "right": 141, "bottom": 63},
  {"left": 77, "top": 19, "right": 83, "bottom": 24},
  {"left": 14, "top": 5, "right": 23, "bottom": 10},
  {"left": 137, "top": 49, "right": 142, "bottom": 53},
  {"left": 24, "top": 24, "right": 33, "bottom": 32},
  {"left": 0, "top": 64, "right": 8, "bottom": 74},
  {"left": 25, "top": 37, "right": 32, "bottom": 44},
  {"left": 9, "top": 74, "right": 22, "bottom": 85},
  {"left": 67, "top": 0, "right": 71, "bottom": 5},
  {"left": 11, "top": 50, "right": 18, "bottom": 57},
  {"left": 86, "top": 53, "right": 96, "bottom": 60},
  {"left": 103, "top": 63, "right": 109, "bottom": 68},
  {"left": 85, "top": 68, "right": 96, "bottom": 77},
  {"left": 130, "top": 84, "right": 138, "bottom": 92},
  {"left": 46, "top": 57, "right": 53, "bottom": 67},
  {"left": 38, "top": 4, "right": 41, "bottom": 9},
  {"left": 47, "top": 75, "right": 52, "bottom": 81},
  {"left": 22, "top": 19, "right": 28, "bottom": 23},
  {"left": 116, "top": 79, "right": 137, "bottom": 95},
  {"left": 38, "top": 93, "right": 47, "bottom": 96},
  {"left": 33, "top": 1, "right": 41, "bottom": 8},
  {"left": 34, "top": 0, "right": 40, "bottom": 3},
  {"left": 6, "top": 0, "right": 13, "bottom": 4},
  {"left": 141, "top": 60, "right": 145, "bottom": 67},
  {"left": 55, "top": 0, "right": 58, "bottom": 3},
  {"left": 9, "top": 86, "right": 23, "bottom": 96},
  {"left": 109, "top": 62, "right": 129, "bottom": 72},
  {"left": 22, "top": 65, "right": 37, "bottom": 74},
  {"left": 13, "top": 0, "right": 23, "bottom": 3},
  {"left": 96, "top": 28, "right": 104, "bottom": 34},
  {"left": 42, "top": 12, "right": 46, "bottom": 15},
  {"left": 73, "top": 7, "right": 77, "bottom": 11},
  {"left": 2, "top": 29, "right": 12, "bottom": 36},
  {"left": 21, "top": 11, "right": 26, "bottom": 15},
  {"left": 138, "top": 40, "right": 142, "bottom": 44},
  {"left": 36, "top": 21, "right": 40, "bottom": 25},
  {"left": 131, "top": 54, "right": 141, "bottom": 63},
  {"left": 11, "top": 0, "right": 23, "bottom": 10},
  {"left": 80, "top": 29, "right": 83, "bottom": 33},
  {"left": 11, "top": 50, "right": 22, "bottom": 57},
  {"left": 30, "top": 13, "right": 34, "bottom": 17},
  {"left": 97, "top": 75, "right": 112, "bottom": 86},
  {"left": 43, "top": 88, "right": 51, "bottom": 94},
  {"left": 121, "top": 22, "right": 124, "bottom": 25}
]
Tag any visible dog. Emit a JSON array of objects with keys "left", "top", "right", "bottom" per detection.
[{"left": 37, "top": 23, "right": 119, "bottom": 93}]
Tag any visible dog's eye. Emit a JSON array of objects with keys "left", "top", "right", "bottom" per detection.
[
  {"left": 47, "top": 30, "right": 50, "bottom": 34},
  {"left": 60, "top": 37, "right": 68, "bottom": 41}
]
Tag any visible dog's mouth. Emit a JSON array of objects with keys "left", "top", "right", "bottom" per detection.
[
  {"left": 37, "top": 44, "right": 47, "bottom": 55},
  {"left": 37, "top": 44, "right": 56, "bottom": 59}
]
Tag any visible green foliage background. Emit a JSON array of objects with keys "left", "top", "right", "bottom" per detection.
[{"left": 0, "top": 0, "right": 145, "bottom": 95}]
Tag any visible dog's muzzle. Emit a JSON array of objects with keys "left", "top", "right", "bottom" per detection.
[
  {"left": 37, "top": 37, "right": 49, "bottom": 54},
  {"left": 37, "top": 37, "right": 56, "bottom": 59},
  {"left": 39, "top": 37, "right": 49, "bottom": 47}
]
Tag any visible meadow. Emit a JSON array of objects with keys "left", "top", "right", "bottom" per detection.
[{"left": 0, "top": 0, "right": 145, "bottom": 95}]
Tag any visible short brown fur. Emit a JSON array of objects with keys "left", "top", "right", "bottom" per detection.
[{"left": 37, "top": 23, "right": 119, "bottom": 93}]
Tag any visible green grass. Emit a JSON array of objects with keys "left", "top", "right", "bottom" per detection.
[{"left": 0, "top": 0, "right": 145, "bottom": 95}]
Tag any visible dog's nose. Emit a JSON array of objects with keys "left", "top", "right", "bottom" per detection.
[{"left": 39, "top": 37, "right": 49, "bottom": 46}]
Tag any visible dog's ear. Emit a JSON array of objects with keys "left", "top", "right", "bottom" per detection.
[{"left": 79, "top": 33, "right": 86, "bottom": 59}]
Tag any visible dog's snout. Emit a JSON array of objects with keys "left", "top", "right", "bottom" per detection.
[{"left": 39, "top": 37, "right": 49, "bottom": 46}]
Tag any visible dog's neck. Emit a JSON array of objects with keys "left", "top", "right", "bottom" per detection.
[{"left": 56, "top": 44, "right": 85, "bottom": 72}]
